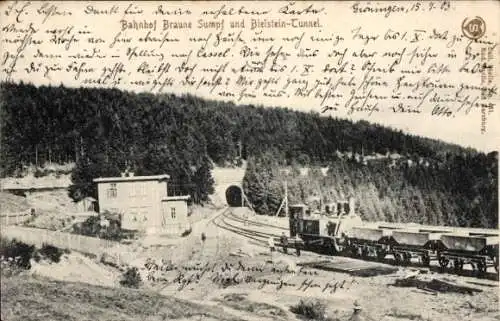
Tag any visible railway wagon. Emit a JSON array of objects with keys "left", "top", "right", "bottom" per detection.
[
  {"left": 347, "top": 227, "right": 394, "bottom": 260},
  {"left": 377, "top": 223, "right": 499, "bottom": 237},
  {"left": 389, "top": 229, "right": 444, "bottom": 266},
  {"left": 289, "top": 200, "right": 499, "bottom": 274},
  {"left": 345, "top": 227, "right": 499, "bottom": 273},
  {"left": 438, "top": 234, "right": 499, "bottom": 273}
]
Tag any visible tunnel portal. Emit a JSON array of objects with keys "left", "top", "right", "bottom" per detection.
[{"left": 225, "top": 185, "right": 243, "bottom": 207}]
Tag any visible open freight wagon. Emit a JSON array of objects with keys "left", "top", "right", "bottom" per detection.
[
  {"left": 437, "top": 233, "right": 499, "bottom": 273},
  {"left": 287, "top": 198, "right": 499, "bottom": 275}
]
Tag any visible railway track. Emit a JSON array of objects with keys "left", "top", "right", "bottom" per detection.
[
  {"left": 211, "top": 208, "right": 400, "bottom": 276},
  {"left": 211, "top": 209, "right": 279, "bottom": 245},
  {"left": 224, "top": 211, "right": 288, "bottom": 231}
]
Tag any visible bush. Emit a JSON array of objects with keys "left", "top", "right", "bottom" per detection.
[
  {"left": 39, "top": 244, "right": 67, "bottom": 263},
  {"left": 0, "top": 238, "right": 35, "bottom": 269},
  {"left": 74, "top": 214, "right": 123, "bottom": 241},
  {"left": 74, "top": 216, "right": 101, "bottom": 236},
  {"left": 105, "top": 221, "right": 123, "bottom": 240},
  {"left": 0, "top": 238, "right": 69, "bottom": 277},
  {"left": 56, "top": 169, "right": 68, "bottom": 176},
  {"left": 34, "top": 168, "right": 49, "bottom": 178},
  {"left": 120, "top": 267, "right": 142, "bottom": 288},
  {"left": 290, "top": 300, "right": 333, "bottom": 321}
]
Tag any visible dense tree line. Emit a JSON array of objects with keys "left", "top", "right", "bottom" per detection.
[
  {"left": 0, "top": 82, "right": 497, "bottom": 227},
  {"left": 243, "top": 152, "right": 498, "bottom": 228},
  {"left": 1, "top": 82, "right": 473, "bottom": 170}
]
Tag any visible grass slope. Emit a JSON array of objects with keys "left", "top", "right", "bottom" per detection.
[{"left": 1, "top": 275, "right": 242, "bottom": 321}]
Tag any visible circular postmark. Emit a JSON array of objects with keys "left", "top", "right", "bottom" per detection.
[{"left": 462, "top": 16, "right": 486, "bottom": 40}]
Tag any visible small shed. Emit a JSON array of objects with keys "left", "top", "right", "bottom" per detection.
[
  {"left": 76, "top": 196, "right": 97, "bottom": 212},
  {"left": 160, "top": 195, "right": 191, "bottom": 234}
]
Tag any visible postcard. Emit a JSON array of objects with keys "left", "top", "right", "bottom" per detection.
[{"left": 1, "top": 2, "right": 498, "bottom": 321}]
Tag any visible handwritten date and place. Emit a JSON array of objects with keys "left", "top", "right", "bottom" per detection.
[{"left": 0, "top": 1, "right": 497, "bottom": 131}]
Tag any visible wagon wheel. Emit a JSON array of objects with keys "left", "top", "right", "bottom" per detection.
[
  {"left": 327, "top": 240, "right": 337, "bottom": 256},
  {"left": 477, "top": 260, "right": 487, "bottom": 274},
  {"left": 421, "top": 254, "right": 430, "bottom": 267},
  {"left": 348, "top": 245, "right": 357, "bottom": 257},
  {"left": 453, "top": 259, "right": 464, "bottom": 272},
  {"left": 376, "top": 249, "right": 387, "bottom": 261},
  {"left": 438, "top": 257, "right": 449, "bottom": 268},
  {"left": 403, "top": 253, "right": 412, "bottom": 265},
  {"left": 394, "top": 253, "right": 403, "bottom": 265},
  {"left": 347, "top": 245, "right": 356, "bottom": 257}
]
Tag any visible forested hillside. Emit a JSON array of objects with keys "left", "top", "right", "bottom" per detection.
[
  {"left": 0, "top": 82, "right": 497, "bottom": 227},
  {"left": 0, "top": 82, "right": 473, "bottom": 170},
  {"left": 243, "top": 152, "right": 498, "bottom": 228}
]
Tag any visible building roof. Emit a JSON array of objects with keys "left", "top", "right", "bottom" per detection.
[
  {"left": 93, "top": 174, "right": 170, "bottom": 183},
  {"left": 162, "top": 195, "right": 191, "bottom": 201}
]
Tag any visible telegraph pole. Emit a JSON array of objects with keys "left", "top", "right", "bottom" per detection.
[
  {"left": 241, "top": 185, "right": 244, "bottom": 207},
  {"left": 284, "top": 181, "right": 288, "bottom": 218},
  {"left": 275, "top": 180, "right": 289, "bottom": 217}
]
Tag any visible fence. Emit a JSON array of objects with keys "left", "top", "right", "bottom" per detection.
[
  {"left": 0, "top": 225, "right": 125, "bottom": 263},
  {"left": 0, "top": 212, "right": 32, "bottom": 226}
]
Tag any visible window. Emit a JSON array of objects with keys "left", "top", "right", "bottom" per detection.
[
  {"left": 107, "top": 183, "right": 117, "bottom": 198},
  {"left": 171, "top": 207, "right": 176, "bottom": 219}
]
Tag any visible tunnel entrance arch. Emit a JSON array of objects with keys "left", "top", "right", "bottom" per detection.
[{"left": 225, "top": 185, "right": 243, "bottom": 207}]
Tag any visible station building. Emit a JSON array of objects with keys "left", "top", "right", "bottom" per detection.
[{"left": 93, "top": 172, "right": 190, "bottom": 235}]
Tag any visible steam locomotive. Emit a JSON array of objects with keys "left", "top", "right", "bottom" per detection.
[{"left": 288, "top": 198, "right": 499, "bottom": 273}]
